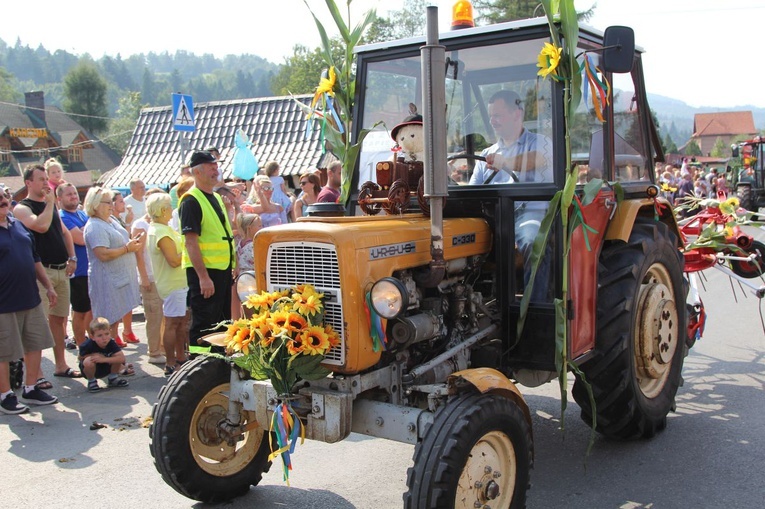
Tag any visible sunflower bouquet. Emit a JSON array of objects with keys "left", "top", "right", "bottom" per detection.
[{"left": 225, "top": 284, "right": 339, "bottom": 397}]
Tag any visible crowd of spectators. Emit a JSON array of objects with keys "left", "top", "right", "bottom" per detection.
[{"left": 1, "top": 152, "right": 335, "bottom": 415}]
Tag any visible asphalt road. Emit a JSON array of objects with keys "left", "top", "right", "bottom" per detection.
[{"left": 2, "top": 226, "right": 764, "bottom": 509}]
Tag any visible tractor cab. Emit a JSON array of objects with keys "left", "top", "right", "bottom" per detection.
[
  {"left": 734, "top": 137, "right": 765, "bottom": 210},
  {"left": 352, "top": 17, "right": 661, "bottom": 373}
]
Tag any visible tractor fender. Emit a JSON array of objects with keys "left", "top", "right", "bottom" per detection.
[
  {"left": 606, "top": 197, "right": 683, "bottom": 246},
  {"left": 448, "top": 367, "right": 533, "bottom": 436}
]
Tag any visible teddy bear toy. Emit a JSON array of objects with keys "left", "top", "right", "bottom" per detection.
[{"left": 358, "top": 114, "right": 429, "bottom": 216}]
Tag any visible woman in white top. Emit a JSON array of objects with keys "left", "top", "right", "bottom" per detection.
[{"left": 146, "top": 193, "right": 189, "bottom": 376}]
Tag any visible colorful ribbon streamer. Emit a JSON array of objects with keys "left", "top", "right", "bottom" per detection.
[
  {"left": 268, "top": 401, "right": 305, "bottom": 485},
  {"left": 364, "top": 292, "right": 387, "bottom": 352},
  {"left": 580, "top": 54, "right": 610, "bottom": 122}
]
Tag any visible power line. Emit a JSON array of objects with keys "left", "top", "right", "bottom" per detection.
[
  {"left": 0, "top": 99, "right": 114, "bottom": 121},
  {"left": 0, "top": 129, "right": 134, "bottom": 155}
]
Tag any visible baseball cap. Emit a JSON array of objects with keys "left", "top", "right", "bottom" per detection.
[{"left": 188, "top": 150, "right": 218, "bottom": 168}]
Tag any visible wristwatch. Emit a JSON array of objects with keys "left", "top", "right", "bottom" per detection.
[{"left": 68, "top": 256, "right": 77, "bottom": 262}]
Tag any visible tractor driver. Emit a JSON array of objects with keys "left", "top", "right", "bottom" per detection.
[{"left": 468, "top": 89, "right": 554, "bottom": 302}]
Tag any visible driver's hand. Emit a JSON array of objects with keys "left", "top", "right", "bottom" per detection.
[{"left": 485, "top": 153, "right": 505, "bottom": 171}]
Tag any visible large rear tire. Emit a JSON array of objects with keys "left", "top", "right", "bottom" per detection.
[
  {"left": 149, "top": 356, "right": 271, "bottom": 502},
  {"left": 573, "top": 220, "right": 687, "bottom": 439},
  {"left": 737, "top": 185, "right": 753, "bottom": 211},
  {"left": 405, "top": 391, "right": 532, "bottom": 509}
]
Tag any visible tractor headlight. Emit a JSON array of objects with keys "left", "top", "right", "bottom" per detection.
[
  {"left": 370, "top": 277, "right": 408, "bottom": 319},
  {"left": 236, "top": 271, "right": 258, "bottom": 302}
]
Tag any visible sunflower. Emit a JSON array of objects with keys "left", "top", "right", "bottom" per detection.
[
  {"left": 325, "top": 324, "right": 341, "bottom": 349},
  {"left": 270, "top": 310, "right": 308, "bottom": 335},
  {"left": 299, "top": 326, "right": 331, "bottom": 356},
  {"left": 292, "top": 293, "right": 324, "bottom": 318},
  {"left": 287, "top": 336, "right": 306, "bottom": 355},
  {"left": 537, "top": 42, "right": 562, "bottom": 79},
  {"left": 719, "top": 197, "right": 740, "bottom": 215}
]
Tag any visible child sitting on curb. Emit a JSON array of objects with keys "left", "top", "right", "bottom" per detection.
[{"left": 78, "top": 317, "right": 132, "bottom": 393}]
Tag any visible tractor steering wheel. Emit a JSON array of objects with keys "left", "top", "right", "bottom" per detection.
[{"left": 447, "top": 153, "right": 520, "bottom": 185}]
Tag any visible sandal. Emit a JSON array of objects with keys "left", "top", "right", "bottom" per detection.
[
  {"left": 163, "top": 365, "right": 175, "bottom": 377},
  {"left": 35, "top": 378, "right": 53, "bottom": 390},
  {"left": 87, "top": 380, "right": 101, "bottom": 393},
  {"left": 108, "top": 378, "right": 129, "bottom": 388},
  {"left": 53, "top": 368, "right": 83, "bottom": 378},
  {"left": 119, "top": 363, "right": 135, "bottom": 377}
]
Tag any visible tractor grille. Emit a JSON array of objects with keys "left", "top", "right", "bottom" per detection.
[{"left": 266, "top": 242, "right": 344, "bottom": 365}]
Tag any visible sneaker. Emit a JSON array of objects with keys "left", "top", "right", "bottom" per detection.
[
  {"left": 65, "top": 338, "right": 77, "bottom": 350},
  {"left": 148, "top": 355, "right": 166, "bottom": 365},
  {"left": 114, "top": 335, "right": 127, "bottom": 348},
  {"left": 124, "top": 332, "right": 140, "bottom": 344},
  {"left": 20, "top": 388, "right": 59, "bottom": 406},
  {"left": 0, "top": 393, "right": 29, "bottom": 415}
]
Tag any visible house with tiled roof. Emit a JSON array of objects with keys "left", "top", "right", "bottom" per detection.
[
  {"left": 0, "top": 91, "right": 122, "bottom": 195},
  {"left": 690, "top": 111, "right": 757, "bottom": 156},
  {"left": 101, "top": 95, "right": 336, "bottom": 190}
]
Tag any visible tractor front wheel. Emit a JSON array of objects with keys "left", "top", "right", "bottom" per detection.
[
  {"left": 150, "top": 356, "right": 271, "bottom": 502},
  {"left": 573, "top": 220, "right": 687, "bottom": 439},
  {"left": 405, "top": 391, "right": 532, "bottom": 509}
]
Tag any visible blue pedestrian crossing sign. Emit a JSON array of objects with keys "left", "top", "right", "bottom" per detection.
[{"left": 172, "top": 93, "right": 195, "bottom": 132}]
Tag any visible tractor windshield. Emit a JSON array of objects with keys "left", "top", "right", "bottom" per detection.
[{"left": 356, "top": 36, "right": 555, "bottom": 188}]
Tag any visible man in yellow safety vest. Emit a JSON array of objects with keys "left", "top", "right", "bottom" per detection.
[{"left": 179, "top": 150, "right": 236, "bottom": 348}]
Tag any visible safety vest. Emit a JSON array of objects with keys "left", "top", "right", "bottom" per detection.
[{"left": 180, "top": 187, "right": 235, "bottom": 271}]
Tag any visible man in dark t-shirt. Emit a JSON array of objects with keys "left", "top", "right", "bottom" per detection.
[
  {"left": 14, "top": 164, "right": 81, "bottom": 380},
  {"left": 0, "top": 188, "right": 59, "bottom": 414}
]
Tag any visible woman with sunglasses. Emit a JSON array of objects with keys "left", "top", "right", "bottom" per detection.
[{"left": 292, "top": 172, "right": 321, "bottom": 221}]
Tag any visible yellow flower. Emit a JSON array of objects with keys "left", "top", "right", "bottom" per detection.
[
  {"left": 660, "top": 182, "right": 677, "bottom": 193},
  {"left": 719, "top": 197, "right": 740, "bottom": 215},
  {"left": 287, "top": 336, "right": 306, "bottom": 356},
  {"left": 300, "top": 326, "right": 331, "bottom": 356},
  {"left": 292, "top": 293, "right": 324, "bottom": 317},
  {"left": 310, "top": 66, "right": 336, "bottom": 110},
  {"left": 325, "top": 325, "right": 340, "bottom": 349},
  {"left": 537, "top": 42, "right": 562, "bottom": 79},
  {"left": 270, "top": 310, "right": 308, "bottom": 335}
]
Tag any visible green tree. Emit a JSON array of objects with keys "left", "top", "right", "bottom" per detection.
[
  {"left": 63, "top": 59, "right": 109, "bottom": 134},
  {"left": 685, "top": 139, "right": 702, "bottom": 157},
  {"left": 105, "top": 91, "right": 145, "bottom": 157},
  {"left": 0, "top": 67, "right": 21, "bottom": 102},
  {"left": 366, "top": 0, "right": 426, "bottom": 43},
  {"left": 271, "top": 43, "right": 342, "bottom": 96},
  {"left": 662, "top": 132, "right": 678, "bottom": 154},
  {"left": 710, "top": 136, "right": 727, "bottom": 158}
]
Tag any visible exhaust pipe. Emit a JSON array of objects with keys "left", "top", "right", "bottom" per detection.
[{"left": 415, "top": 6, "right": 448, "bottom": 288}]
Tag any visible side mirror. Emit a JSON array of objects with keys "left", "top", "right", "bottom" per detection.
[
  {"left": 602, "top": 26, "right": 635, "bottom": 74},
  {"left": 731, "top": 144, "right": 740, "bottom": 158}
]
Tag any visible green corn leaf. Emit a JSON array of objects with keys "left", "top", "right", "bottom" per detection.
[
  {"left": 568, "top": 360, "right": 596, "bottom": 459},
  {"left": 581, "top": 178, "right": 603, "bottom": 206},
  {"left": 561, "top": 166, "right": 577, "bottom": 210},
  {"left": 612, "top": 181, "right": 624, "bottom": 203},
  {"left": 304, "top": 1, "right": 336, "bottom": 67},
  {"left": 554, "top": 298, "right": 567, "bottom": 430},
  {"left": 350, "top": 9, "right": 376, "bottom": 47},
  {"left": 517, "top": 191, "right": 562, "bottom": 340},
  {"left": 324, "top": 0, "right": 350, "bottom": 41}
]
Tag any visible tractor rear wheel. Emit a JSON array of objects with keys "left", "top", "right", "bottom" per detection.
[
  {"left": 150, "top": 356, "right": 271, "bottom": 502},
  {"left": 405, "top": 391, "right": 532, "bottom": 509},
  {"left": 573, "top": 219, "right": 687, "bottom": 439},
  {"left": 737, "top": 185, "right": 753, "bottom": 211}
]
